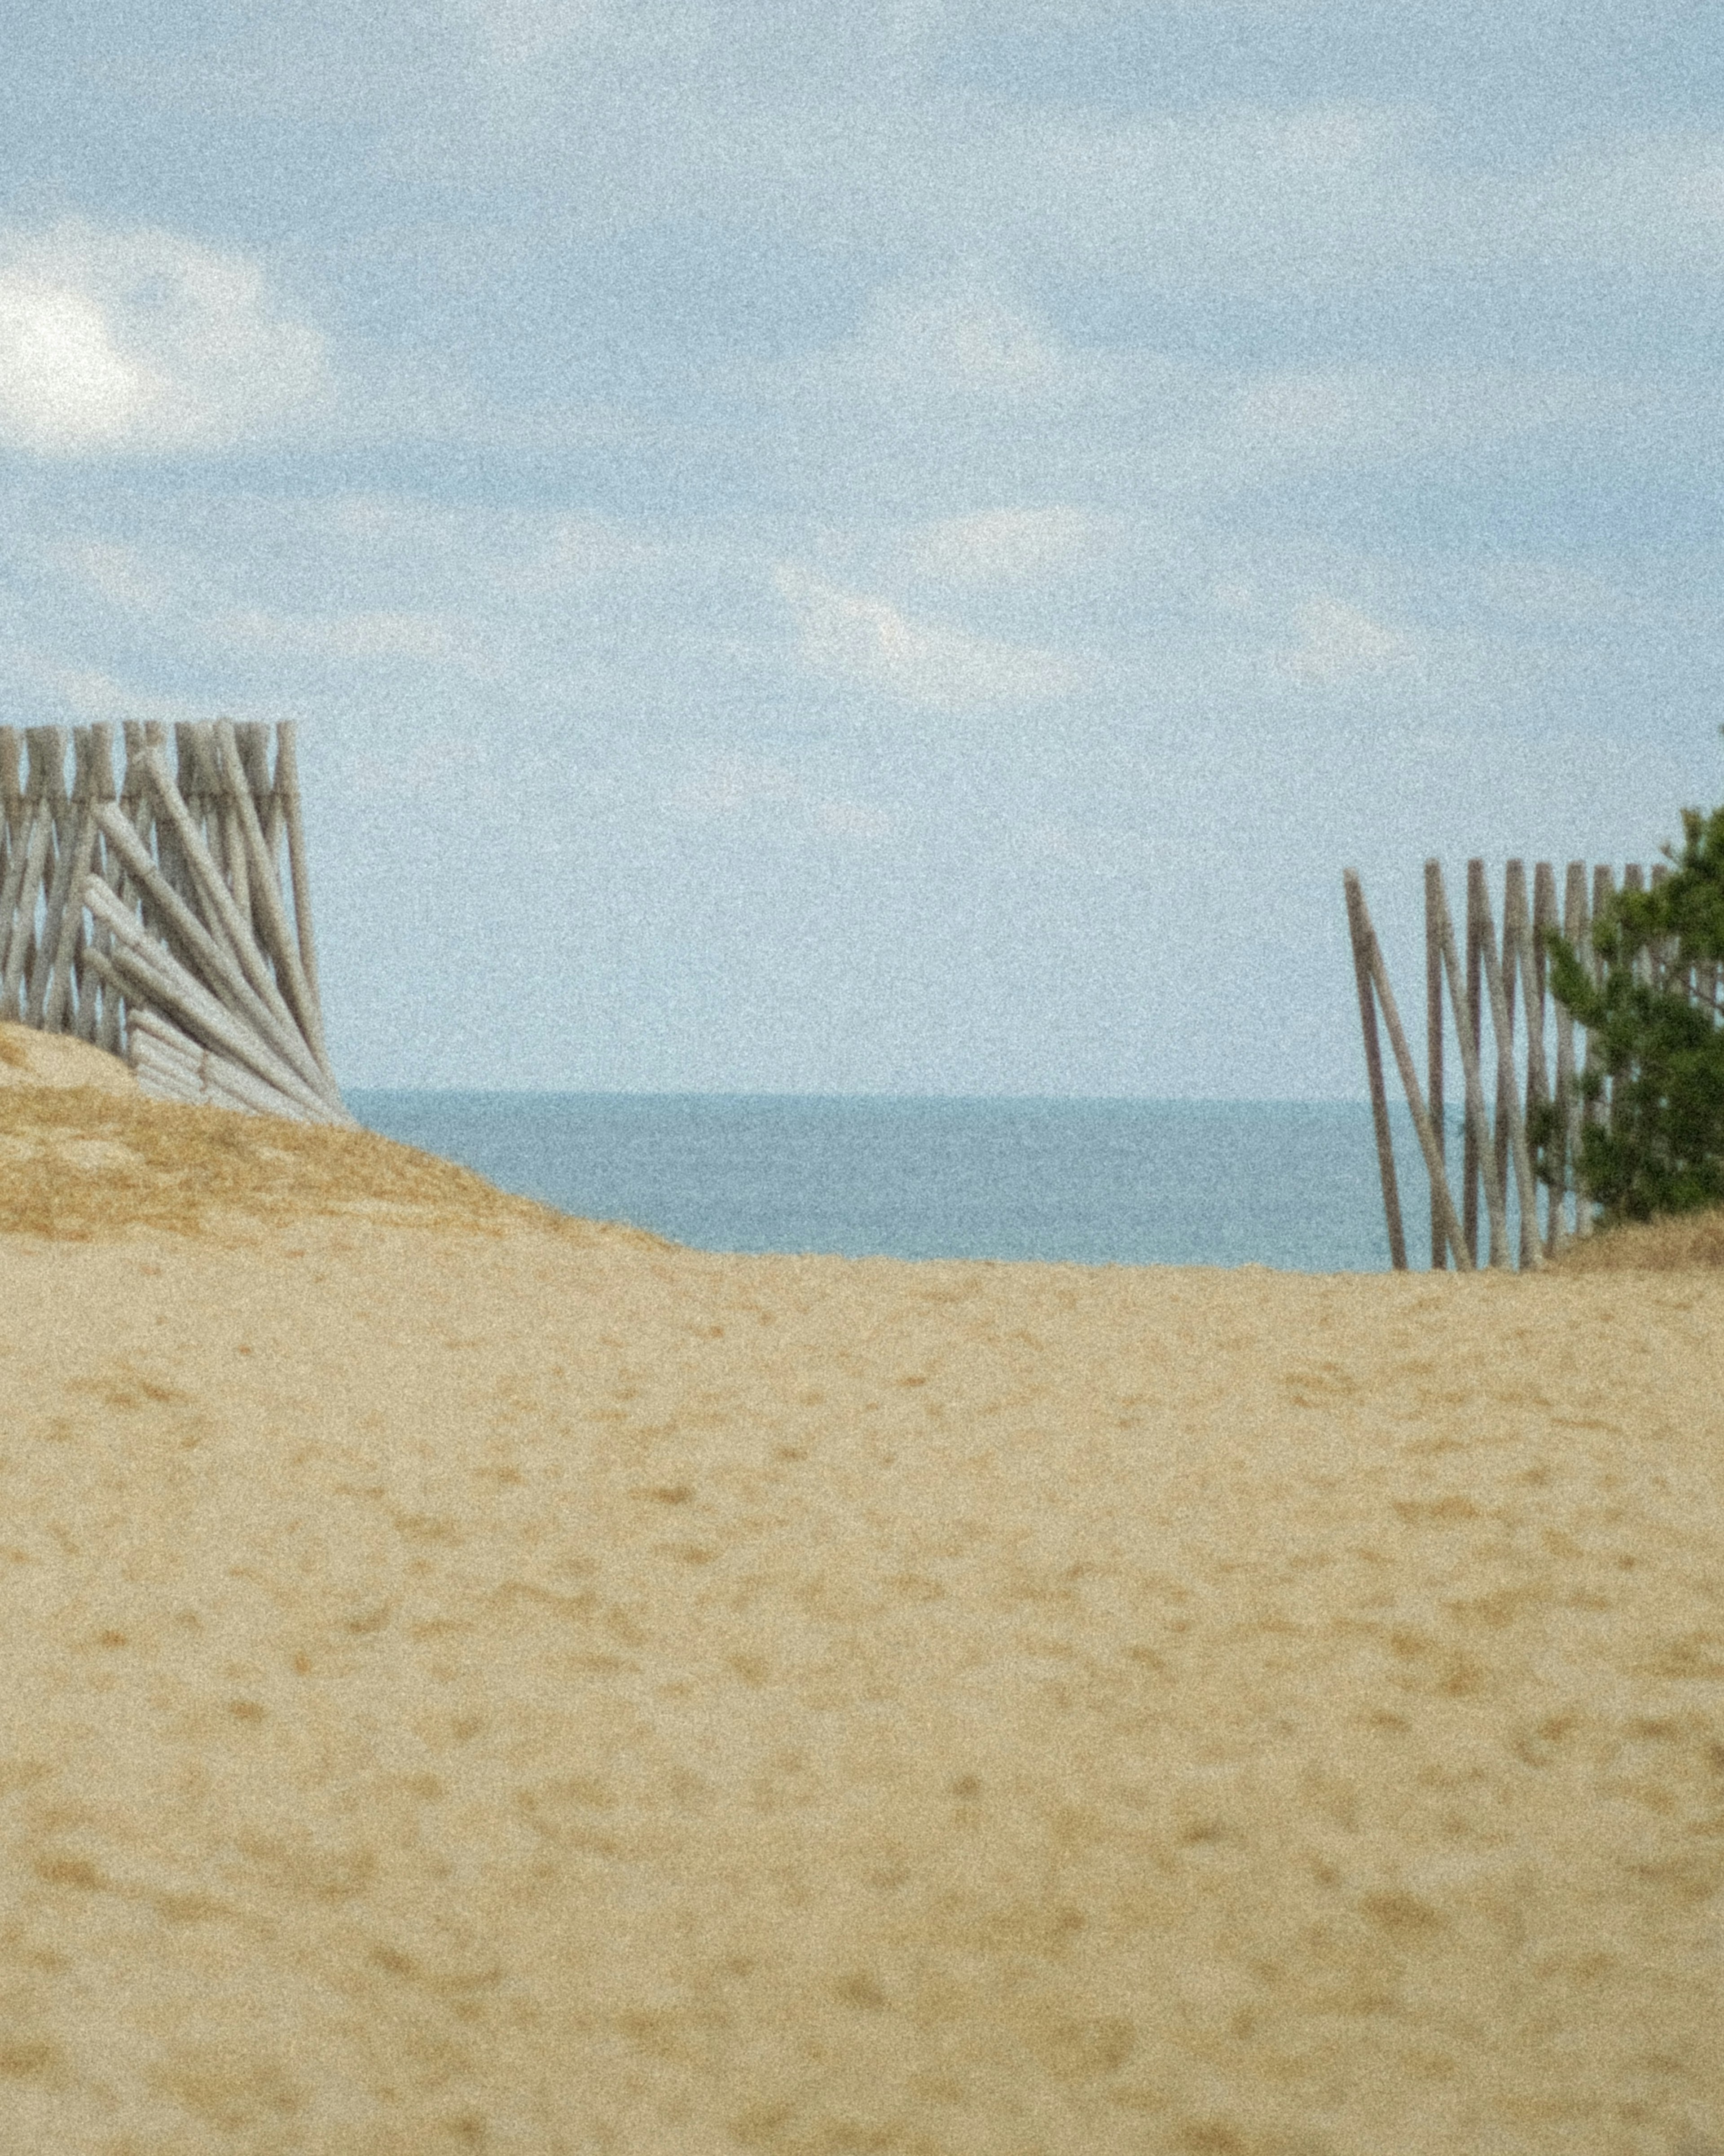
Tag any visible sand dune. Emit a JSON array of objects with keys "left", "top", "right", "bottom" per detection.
[{"left": 1, "top": 1025, "right": 1720, "bottom": 2154}]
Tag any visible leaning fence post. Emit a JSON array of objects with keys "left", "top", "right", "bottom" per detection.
[
  {"left": 1345, "top": 871, "right": 1472, "bottom": 1271},
  {"left": 1345, "top": 871, "right": 1408, "bottom": 1270},
  {"left": 274, "top": 723, "right": 329, "bottom": 1068}
]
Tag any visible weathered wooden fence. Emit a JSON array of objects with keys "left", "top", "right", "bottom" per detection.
[
  {"left": 1344, "top": 855, "right": 1704, "bottom": 1270},
  {"left": 0, "top": 720, "right": 352, "bottom": 1125}
]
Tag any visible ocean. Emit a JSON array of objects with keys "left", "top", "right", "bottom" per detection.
[{"left": 344, "top": 1093, "right": 1492, "bottom": 1273}]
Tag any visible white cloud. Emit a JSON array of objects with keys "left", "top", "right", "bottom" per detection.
[
  {"left": 907, "top": 505, "right": 1116, "bottom": 585},
  {"left": 774, "top": 563, "right": 1082, "bottom": 709},
  {"left": 0, "top": 220, "right": 329, "bottom": 457},
  {"left": 832, "top": 282, "right": 1090, "bottom": 400},
  {"left": 38, "top": 665, "right": 208, "bottom": 729},
  {"left": 1278, "top": 595, "right": 1420, "bottom": 687}
]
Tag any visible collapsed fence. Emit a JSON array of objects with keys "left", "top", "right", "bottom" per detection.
[
  {"left": 1344, "top": 854, "right": 1707, "bottom": 1270},
  {"left": 0, "top": 720, "right": 352, "bottom": 1125}
]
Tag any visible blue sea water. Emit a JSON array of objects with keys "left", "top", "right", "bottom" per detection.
[{"left": 345, "top": 1093, "right": 1476, "bottom": 1273}]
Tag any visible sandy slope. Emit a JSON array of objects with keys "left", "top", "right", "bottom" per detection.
[{"left": 0, "top": 1027, "right": 1721, "bottom": 2155}]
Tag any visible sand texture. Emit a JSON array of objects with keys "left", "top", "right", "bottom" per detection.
[{"left": 1, "top": 1029, "right": 1722, "bottom": 2155}]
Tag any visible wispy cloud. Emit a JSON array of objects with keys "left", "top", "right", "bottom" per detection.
[
  {"left": 907, "top": 505, "right": 1117, "bottom": 585},
  {"left": 29, "top": 663, "right": 211, "bottom": 729},
  {"left": 781, "top": 279, "right": 1106, "bottom": 412},
  {"left": 0, "top": 220, "right": 329, "bottom": 458},
  {"left": 1276, "top": 595, "right": 1421, "bottom": 688},
  {"left": 774, "top": 563, "right": 1083, "bottom": 709}
]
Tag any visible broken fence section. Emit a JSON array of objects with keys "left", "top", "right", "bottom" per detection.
[
  {"left": 1344, "top": 855, "right": 1710, "bottom": 1270},
  {"left": 0, "top": 720, "right": 353, "bottom": 1126}
]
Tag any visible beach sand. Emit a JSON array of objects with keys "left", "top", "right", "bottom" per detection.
[{"left": 1, "top": 1024, "right": 1721, "bottom": 2154}]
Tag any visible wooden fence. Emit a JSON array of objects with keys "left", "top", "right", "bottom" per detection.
[
  {"left": 1344, "top": 855, "right": 1699, "bottom": 1270},
  {"left": 0, "top": 720, "right": 352, "bottom": 1125}
]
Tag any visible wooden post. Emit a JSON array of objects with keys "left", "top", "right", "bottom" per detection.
[
  {"left": 0, "top": 727, "right": 19, "bottom": 888},
  {"left": 1, "top": 733, "right": 62, "bottom": 1022},
  {"left": 203, "top": 721, "right": 252, "bottom": 928},
  {"left": 1504, "top": 860, "right": 1550, "bottom": 1267},
  {"left": 1623, "top": 863, "right": 1646, "bottom": 991},
  {"left": 235, "top": 723, "right": 282, "bottom": 937},
  {"left": 1425, "top": 859, "right": 1447, "bottom": 1267},
  {"left": 1433, "top": 864, "right": 1509, "bottom": 1265},
  {"left": 176, "top": 723, "right": 222, "bottom": 889},
  {"left": 1590, "top": 864, "right": 1615, "bottom": 1148},
  {"left": 1344, "top": 870, "right": 1471, "bottom": 1271},
  {"left": 27, "top": 730, "right": 89, "bottom": 1029},
  {"left": 138, "top": 719, "right": 182, "bottom": 913},
  {"left": 35, "top": 728, "right": 71, "bottom": 1006},
  {"left": 1471, "top": 869, "right": 1544, "bottom": 1269},
  {"left": 273, "top": 723, "right": 328, "bottom": 1066},
  {"left": 1462, "top": 859, "right": 1485, "bottom": 1264},
  {"left": 1531, "top": 862, "right": 1560, "bottom": 1251},
  {"left": 73, "top": 729, "right": 119, "bottom": 1046},
  {"left": 235, "top": 724, "right": 275, "bottom": 834},
  {"left": 1483, "top": 862, "right": 1517, "bottom": 1239},
  {"left": 213, "top": 718, "right": 335, "bottom": 1088},
  {"left": 1562, "top": 863, "right": 1592, "bottom": 1237},
  {"left": 36, "top": 727, "right": 109, "bottom": 1035},
  {"left": 1649, "top": 862, "right": 1671, "bottom": 993},
  {"left": 0, "top": 739, "right": 45, "bottom": 1018},
  {"left": 1344, "top": 870, "right": 1408, "bottom": 1269},
  {"left": 118, "top": 721, "right": 173, "bottom": 961}
]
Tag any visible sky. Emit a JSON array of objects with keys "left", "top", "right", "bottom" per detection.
[{"left": 3, "top": 0, "right": 1723, "bottom": 1096}]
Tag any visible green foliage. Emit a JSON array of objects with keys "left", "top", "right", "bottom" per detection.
[{"left": 1535, "top": 793, "right": 1724, "bottom": 1223}]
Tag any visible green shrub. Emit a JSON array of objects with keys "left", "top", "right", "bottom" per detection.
[{"left": 1535, "top": 794, "right": 1724, "bottom": 1223}]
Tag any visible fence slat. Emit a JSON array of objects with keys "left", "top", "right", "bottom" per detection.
[
  {"left": 273, "top": 723, "right": 329, "bottom": 1067},
  {"left": 1435, "top": 866, "right": 1510, "bottom": 1266},
  {"left": 1462, "top": 863, "right": 1485, "bottom": 1264},
  {"left": 1425, "top": 860, "right": 1447, "bottom": 1268},
  {"left": 1345, "top": 871, "right": 1407, "bottom": 1270},
  {"left": 214, "top": 718, "right": 336, "bottom": 1089},
  {"left": 1531, "top": 862, "right": 1561, "bottom": 1252},
  {"left": 1468, "top": 868, "right": 1544, "bottom": 1270}
]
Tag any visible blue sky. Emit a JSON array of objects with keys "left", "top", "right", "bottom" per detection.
[{"left": 3, "top": 0, "right": 1722, "bottom": 1093}]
